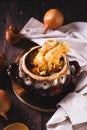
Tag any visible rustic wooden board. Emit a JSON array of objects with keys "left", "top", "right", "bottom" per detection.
[{"left": 12, "top": 80, "right": 57, "bottom": 113}]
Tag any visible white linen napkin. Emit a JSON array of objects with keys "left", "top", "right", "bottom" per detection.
[{"left": 21, "top": 17, "right": 87, "bottom": 130}]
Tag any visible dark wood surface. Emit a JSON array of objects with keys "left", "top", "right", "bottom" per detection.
[{"left": 0, "top": 0, "right": 87, "bottom": 130}]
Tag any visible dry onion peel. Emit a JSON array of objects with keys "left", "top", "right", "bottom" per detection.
[
  {"left": 43, "top": 8, "right": 64, "bottom": 34},
  {"left": 5, "top": 26, "right": 21, "bottom": 44},
  {"left": 0, "top": 89, "right": 11, "bottom": 120},
  {"left": 0, "top": 53, "right": 6, "bottom": 72}
]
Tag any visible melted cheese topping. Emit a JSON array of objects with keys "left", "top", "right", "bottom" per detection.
[{"left": 33, "top": 40, "right": 70, "bottom": 76}]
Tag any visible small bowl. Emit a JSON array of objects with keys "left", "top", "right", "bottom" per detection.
[
  {"left": 8, "top": 46, "right": 81, "bottom": 96},
  {"left": 4, "top": 122, "right": 29, "bottom": 130}
]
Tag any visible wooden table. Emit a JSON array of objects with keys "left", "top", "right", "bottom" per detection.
[
  {"left": 0, "top": 1, "right": 55, "bottom": 130},
  {"left": 0, "top": 0, "right": 87, "bottom": 130}
]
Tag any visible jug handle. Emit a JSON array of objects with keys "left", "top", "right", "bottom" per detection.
[{"left": 69, "top": 61, "right": 81, "bottom": 77}]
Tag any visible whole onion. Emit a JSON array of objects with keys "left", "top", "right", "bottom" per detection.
[
  {"left": 43, "top": 8, "right": 64, "bottom": 34},
  {"left": 0, "top": 89, "right": 11, "bottom": 119},
  {"left": 5, "top": 26, "right": 21, "bottom": 44},
  {"left": 0, "top": 53, "right": 6, "bottom": 72}
]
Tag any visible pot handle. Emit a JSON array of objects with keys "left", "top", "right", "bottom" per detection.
[
  {"left": 7, "top": 63, "right": 19, "bottom": 79},
  {"left": 69, "top": 61, "right": 81, "bottom": 77}
]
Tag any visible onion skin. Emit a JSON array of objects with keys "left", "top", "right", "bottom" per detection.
[
  {"left": 0, "top": 53, "right": 6, "bottom": 72},
  {"left": 0, "top": 89, "right": 11, "bottom": 120},
  {"left": 5, "top": 26, "right": 21, "bottom": 44},
  {"left": 43, "top": 9, "right": 64, "bottom": 34}
]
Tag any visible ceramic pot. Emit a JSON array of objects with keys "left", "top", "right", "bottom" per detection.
[{"left": 8, "top": 46, "right": 81, "bottom": 96}]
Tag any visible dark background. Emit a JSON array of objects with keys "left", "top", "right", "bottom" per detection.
[
  {"left": 0, "top": 0, "right": 87, "bottom": 130},
  {"left": 1, "top": 0, "right": 87, "bottom": 53}
]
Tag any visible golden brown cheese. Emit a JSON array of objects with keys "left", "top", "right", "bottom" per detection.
[{"left": 33, "top": 40, "right": 70, "bottom": 76}]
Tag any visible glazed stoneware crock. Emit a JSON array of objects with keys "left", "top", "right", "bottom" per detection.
[{"left": 8, "top": 46, "right": 81, "bottom": 96}]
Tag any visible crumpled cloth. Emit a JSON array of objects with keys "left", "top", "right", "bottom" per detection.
[{"left": 21, "top": 17, "right": 87, "bottom": 130}]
